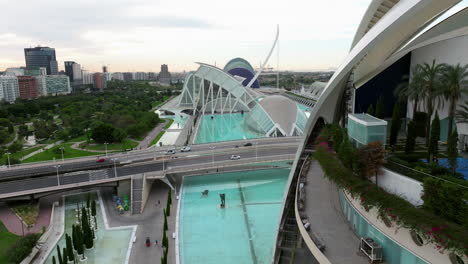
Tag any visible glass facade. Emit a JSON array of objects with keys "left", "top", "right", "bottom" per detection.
[
  {"left": 348, "top": 113, "right": 387, "bottom": 148},
  {"left": 339, "top": 191, "right": 427, "bottom": 264},
  {"left": 24, "top": 46, "right": 58, "bottom": 75},
  {"left": 45, "top": 75, "right": 71, "bottom": 95}
]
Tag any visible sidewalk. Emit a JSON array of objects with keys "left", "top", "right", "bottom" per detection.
[
  {"left": 0, "top": 196, "right": 55, "bottom": 235},
  {"left": 20, "top": 141, "right": 64, "bottom": 161},
  {"left": 137, "top": 120, "right": 169, "bottom": 149}
]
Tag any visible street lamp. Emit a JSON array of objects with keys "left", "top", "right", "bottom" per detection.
[
  {"left": 53, "top": 165, "right": 61, "bottom": 186},
  {"left": 104, "top": 142, "right": 109, "bottom": 157},
  {"left": 59, "top": 147, "right": 64, "bottom": 162},
  {"left": 5, "top": 152, "right": 11, "bottom": 168}
]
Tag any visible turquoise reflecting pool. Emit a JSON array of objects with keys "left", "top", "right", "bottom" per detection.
[
  {"left": 194, "top": 113, "right": 264, "bottom": 144},
  {"left": 179, "top": 169, "right": 289, "bottom": 264},
  {"left": 339, "top": 191, "right": 427, "bottom": 264},
  {"left": 46, "top": 192, "right": 134, "bottom": 264}
]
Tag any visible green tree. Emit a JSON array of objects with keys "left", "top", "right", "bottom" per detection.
[
  {"left": 375, "top": 96, "right": 385, "bottom": 119},
  {"left": 57, "top": 245, "right": 63, "bottom": 264},
  {"left": 162, "top": 230, "right": 168, "bottom": 248},
  {"left": 419, "top": 60, "right": 445, "bottom": 146},
  {"left": 91, "top": 200, "right": 96, "bottom": 216},
  {"left": 91, "top": 123, "right": 115, "bottom": 143},
  {"left": 367, "top": 104, "right": 374, "bottom": 116},
  {"left": 355, "top": 141, "right": 385, "bottom": 186},
  {"left": 166, "top": 197, "right": 171, "bottom": 217},
  {"left": 66, "top": 234, "right": 74, "bottom": 261},
  {"left": 428, "top": 112, "right": 440, "bottom": 162},
  {"left": 62, "top": 247, "right": 67, "bottom": 264},
  {"left": 331, "top": 125, "right": 343, "bottom": 152},
  {"left": 53, "top": 256, "right": 56, "bottom": 264},
  {"left": 389, "top": 103, "right": 402, "bottom": 147},
  {"left": 86, "top": 193, "right": 91, "bottom": 209},
  {"left": 394, "top": 66, "right": 425, "bottom": 114},
  {"left": 112, "top": 128, "right": 127, "bottom": 143},
  {"left": 405, "top": 121, "right": 417, "bottom": 154},
  {"left": 76, "top": 225, "right": 84, "bottom": 255},
  {"left": 164, "top": 211, "right": 168, "bottom": 231},
  {"left": 7, "top": 141, "right": 22, "bottom": 153},
  {"left": 167, "top": 189, "right": 172, "bottom": 205},
  {"left": 447, "top": 129, "right": 458, "bottom": 174},
  {"left": 72, "top": 225, "right": 78, "bottom": 251},
  {"left": 441, "top": 63, "right": 468, "bottom": 137},
  {"left": 338, "top": 134, "right": 354, "bottom": 169}
]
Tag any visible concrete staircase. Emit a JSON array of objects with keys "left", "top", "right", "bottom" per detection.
[{"left": 131, "top": 174, "right": 144, "bottom": 214}]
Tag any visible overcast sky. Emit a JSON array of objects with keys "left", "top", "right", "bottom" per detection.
[{"left": 0, "top": 0, "right": 466, "bottom": 73}]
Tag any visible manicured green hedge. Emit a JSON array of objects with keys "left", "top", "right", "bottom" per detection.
[
  {"left": 314, "top": 146, "right": 468, "bottom": 255},
  {"left": 6, "top": 233, "right": 40, "bottom": 263}
]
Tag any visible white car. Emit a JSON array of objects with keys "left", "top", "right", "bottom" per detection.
[
  {"left": 230, "top": 155, "right": 241, "bottom": 160},
  {"left": 180, "top": 146, "right": 191, "bottom": 152},
  {"left": 166, "top": 149, "right": 176, "bottom": 155}
]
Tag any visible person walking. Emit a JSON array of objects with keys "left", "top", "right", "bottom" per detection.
[{"left": 155, "top": 239, "right": 158, "bottom": 246}]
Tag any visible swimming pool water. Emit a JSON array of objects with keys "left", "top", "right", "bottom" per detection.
[
  {"left": 194, "top": 113, "right": 265, "bottom": 144},
  {"left": 179, "top": 169, "right": 289, "bottom": 264},
  {"left": 432, "top": 158, "right": 468, "bottom": 180},
  {"left": 46, "top": 192, "right": 134, "bottom": 264}
]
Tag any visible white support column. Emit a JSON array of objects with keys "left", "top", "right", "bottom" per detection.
[{"left": 210, "top": 82, "right": 214, "bottom": 115}]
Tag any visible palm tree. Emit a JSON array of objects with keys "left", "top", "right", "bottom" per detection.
[
  {"left": 418, "top": 60, "right": 445, "bottom": 146},
  {"left": 394, "top": 66, "right": 425, "bottom": 117},
  {"left": 442, "top": 63, "right": 468, "bottom": 137}
]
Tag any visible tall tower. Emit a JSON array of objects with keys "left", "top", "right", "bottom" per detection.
[
  {"left": 24, "top": 46, "right": 58, "bottom": 75},
  {"left": 102, "top": 66, "right": 108, "bottom": 73}
]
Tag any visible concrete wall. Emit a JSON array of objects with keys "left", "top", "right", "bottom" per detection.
[
  {"left": 141, "top": 178, "right": 155, "bottom": 212},
  {"left": 117, "top": 179, "right": 131, "bottom": 198},
  {"left": 371, "top": 168, "right": 424, "bottom": 206}
]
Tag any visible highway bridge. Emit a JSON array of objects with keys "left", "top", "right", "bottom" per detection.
[{"left": 0, "top": 137, "right": 300, "bottom": 200}]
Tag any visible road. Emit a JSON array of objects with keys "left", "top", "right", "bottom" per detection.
[
  {"left": 0, "top": 145, "right": 297, "bottom": 199},
  {"left": 0, "top": 137, "right": 301, "bottom": 180}
]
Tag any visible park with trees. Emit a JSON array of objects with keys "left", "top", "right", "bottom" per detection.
[{"left": 0, "top": 81, "right": 176, "bottom": 165}]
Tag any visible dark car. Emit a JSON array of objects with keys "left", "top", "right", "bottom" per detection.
[
  {"left": 243, "top": 142, "right": 252, "bottom": 147},
  {"left": 95, "top": 158, "right": 106, "bottom": 163},
  {"left": 146, "top": 237, "right": 151, "bottom": 247}
]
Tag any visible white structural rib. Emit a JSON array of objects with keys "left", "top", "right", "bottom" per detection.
[{"left": 246, "top": 25, "right": 279, "bottom": 88}]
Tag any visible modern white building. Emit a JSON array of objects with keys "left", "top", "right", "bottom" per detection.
[
  {"left": 134, "top": 72, "right": 148, "bottom": 80},
  {"left": 5, "top": 68, "right": 25, "bottom": 76},
  {"left": 82, "top": 71, "right": 94, "bottom": 85},
  {"left": 0, "top": 75, "right": 20, "bottom": 102},
  {"left": 111, "top": 72, "right": 124, "bottom": 81}
]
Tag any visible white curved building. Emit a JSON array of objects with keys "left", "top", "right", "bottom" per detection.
[{"left": 275, "top": 1, "right": 467, "bottom": 264}]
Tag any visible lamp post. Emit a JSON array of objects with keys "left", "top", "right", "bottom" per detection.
[
  {"left": 5, "top": 152, "right": 11, "bottom": 168},
  {"left": 59, "top": 147, "right": 64, "bottom": 161},
  {"left": 53, "top": 165, "right": 61, "bottom": 186},
  {"left": 104, "top": 142, "right": 109, "bottom": 157}
]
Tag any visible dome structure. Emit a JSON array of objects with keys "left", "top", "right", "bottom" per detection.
[
  {"left": 224, "top": 58, "right": 260, "bottom": 88},
  {"left": 246, "top": 95, "right": 307, "bottom": 136}
]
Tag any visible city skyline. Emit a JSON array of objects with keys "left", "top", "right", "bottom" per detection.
[{"left": 1, "top": 0, "right": 467, "bottom": 73}]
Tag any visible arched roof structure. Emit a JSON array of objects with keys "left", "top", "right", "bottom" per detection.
[{"left": 223, "top": 57, "right": 256, "bottom": 73}]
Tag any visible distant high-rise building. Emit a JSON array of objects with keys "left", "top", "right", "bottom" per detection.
[
  {"left": 82, "top": 71, "right": 94, "bottom": 85},
  {"left": 93, "top": 73, "right": 107, "bottom": 91},
  {"left": 148, "top": 72, "right": 157, "bottom": 80},
  {"left": 64, "top": 61, "right": 82, "bottom": 82},
  {"left": 0, "top": 75, "right": 20, "bottom": 103},
  {"left": 24, "top": 67, "right": 47, "bottom": 76},
  {"left": 24, "top": 46, "right": 59, "bottom": 75},
  {"left": 34, "top": 76, "right": 47, "bottom": 96},
  {"left": 102, "top": 66, "right": 108, "bottom": 73},
  {"left": 17, "top": 76, "right": 38, "bottom": 99},
  {"left": 158, "top": 64, "right": 172, "bottom": 85},
  {"left": 111, "top": 72, "right": 124, "bottom": 81},
  {"left": 123, "top": 72, "right": 133, "bottom": 81},
  {"left": 134, "top": 72, "right": 148, "bottom": 80},
  {"left": 44, "top": 75, "right": 71, "bottom": 95},
  {"left": 5, "top": 68, "right": 25, "bottom": 76}
]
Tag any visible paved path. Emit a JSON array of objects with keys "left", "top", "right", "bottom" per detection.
[
  {"left": 0, "top": 195, "right": 56, "bottom": 235},
  {"left": 304, "top": 160, "right": 367, "bottom": 264},
  {"left": 20, "top": 141, "right": 63, "bottom": 161},
  {"left": 70, "top": 141, "right": 106, "bottom": 153},
  {"left": 101, "top": 181, "right": 175, "bottom": 264},
  {"left": 137, "top": 120, "right": 169, "bottom": 150}
]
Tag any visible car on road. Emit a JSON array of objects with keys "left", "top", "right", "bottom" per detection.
[
  {"left": 243, "top": 142, "right": 252, "bottom": 147},
  {"left": 95, "top": 158, "right": 106, "bottom": 163},
  {"left": 230, "top": 155, "right": 241, "bottom": 160},
  {"left": 145, "top": 237, "right": 151, "bottom": 247},
  {"left": 180, "top": 146, "right": 191, "bottom": 152},
  {"left": 165, "top": 149, "right": 176, "bottom": 155}
]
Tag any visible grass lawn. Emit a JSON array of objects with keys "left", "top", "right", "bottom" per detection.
[
  {"left": 152, "top": 96, "right": 171, "bottom": 108},
  {"left": 66, "top": 135, "right": 88, "bottom": 143},
  {"left": 0, "top": 146, "right": 43, "bottom": 165},
  {"left": 0, "top": 221, "right": 19, "bottom": 264},
  {"left": 164, "top": 119, "right": 174, "bottom": 129},
  {"left": 150, "top": 131, "right": 166, "bottom": 146},
  {"left": 9, "top": 202, "right": 39, "bottom": 227},
  {"left": 23, "top": 143, "right": 102, "bottom": 163},
  {"left": 82, "top": 139, "right": 138, "bottom": 151}
]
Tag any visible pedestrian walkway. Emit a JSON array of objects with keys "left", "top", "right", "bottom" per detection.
[
  {"left": 303, "top": 160, "right": 367, "bottom": 264},
  {"left": 0, "top": 196, "right": 55, "bottom": 235},
  {"left": 138, "top": 120, "right": 169, "bottom": 149},
  {"left": 20, "top": 141, "right": 64, "bottom": 161}
]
